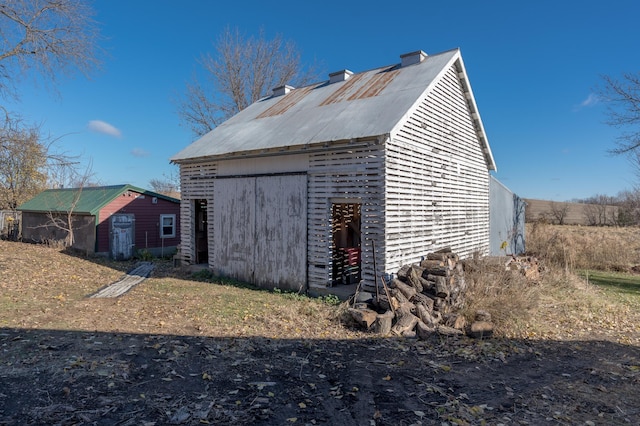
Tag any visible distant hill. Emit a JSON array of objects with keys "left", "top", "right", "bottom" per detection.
[{"left": 524, "top": 198, "right": 619, "bottom": 225}]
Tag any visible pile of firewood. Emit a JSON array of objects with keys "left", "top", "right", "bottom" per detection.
[{"left": 348, "top": 247, "right": 494, "bottom": 339}]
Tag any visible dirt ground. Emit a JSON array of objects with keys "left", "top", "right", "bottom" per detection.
[{"left": 1, "top": 241, "right": 640, "bottom": 425}]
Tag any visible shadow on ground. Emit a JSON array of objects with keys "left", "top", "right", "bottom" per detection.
[{"left": 1, "top": 328, "right": 638, "bottom": 425}]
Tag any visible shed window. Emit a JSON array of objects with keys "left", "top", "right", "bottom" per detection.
[{"left": 160, "top": 214, "right": 176, "bottom": 238}]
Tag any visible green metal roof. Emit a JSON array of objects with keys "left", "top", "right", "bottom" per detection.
[{"left": 17, "top": 184, "right": 179, "bottom": 215}]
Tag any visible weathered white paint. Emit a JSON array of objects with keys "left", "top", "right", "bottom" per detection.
[
  {"left": 212, "top": 177, "right": 255, "bottom": 283},
  {"left": 254, "top": 175, "right": 307, "bottom": 290},
  {"left": 216, "top": 153, "right": 309, "bottom": 177},
  {"left": 211, "top": 175, "right": 307, "bottom": 291},
  {"left": 110, "top": 213, "right": 134, "bottom": 260},
  {"left": 307, "top": 143, "right": 385, "bottom": 289},
  {"left": 385, "top": 62, "right": 490, "bottom": 272}
]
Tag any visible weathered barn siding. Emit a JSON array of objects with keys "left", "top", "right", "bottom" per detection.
[
  {"left": 179, "top": 161, "right": 216, "bottom": 264},
  {"left": 490, "top": 176, "right": 525, "bottom": 255},
  {"left": 386, "top": 64, "right": 490, "bottom": 271},
  {"left": 307, "top": 143, "right": 384, "bottom": 288}
]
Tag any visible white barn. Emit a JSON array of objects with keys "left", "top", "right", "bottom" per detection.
[{"left": 171, "top": 48, "right": 496, "bottom": 293}]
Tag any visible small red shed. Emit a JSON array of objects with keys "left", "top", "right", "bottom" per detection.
[{"left": 18, "top": 184, "right": 180, "bottom": 259}]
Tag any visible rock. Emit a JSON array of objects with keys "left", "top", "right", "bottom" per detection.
[{"left": 466, "top": 321, "right": 494, "bottom": 339}]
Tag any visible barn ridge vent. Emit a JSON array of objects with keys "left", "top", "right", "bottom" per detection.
[
  {"left": 400, "top": 50, "right": 427, "bottom": 67},
  {"left": 329, "top": 69, "right": 354, "bottom": 84},
  {"left": 272, "top": 84, "right": 294, "bottom": 97}
]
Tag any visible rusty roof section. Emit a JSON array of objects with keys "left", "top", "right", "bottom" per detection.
[
  {"left": 256, "top": 84, "right": 318, "bottom": 118},
  {"left": 318, "top": 66, "right": 400, "bottom": 106}
]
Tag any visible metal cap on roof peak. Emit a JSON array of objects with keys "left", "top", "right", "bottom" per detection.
[
  {"left": 272, "top": 85, "right": 295, "bottom": 97},
  {"left": 400, "top": 50, "right": 428, "bottom": 67},
  {"left": 329, "top": 69, "right": 354, "bottom": 84}
]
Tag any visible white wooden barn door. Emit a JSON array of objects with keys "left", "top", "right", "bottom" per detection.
[{"left": 212, "top": 175, "right": 307, "bottom": 290}]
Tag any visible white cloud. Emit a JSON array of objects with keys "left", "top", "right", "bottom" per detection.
[
  {"left": 579, "top": 93, "right": 599, "bottom": 108},
  {"left": 131, "top": 148, "right": 150, "bottom": 157},
  {"left": 87, "top": 120, "right": 122, "bottom": 138}
]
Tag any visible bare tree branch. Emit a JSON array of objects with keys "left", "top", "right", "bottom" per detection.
[
  {"left": 176, "top": 26, "right": 320, "bottom": 137},
  {"left": 598, "top": 73, "right": 640, "bottom": 155},
  {"left": 0, "top": 0, "right": 102, "bottom": 98}
]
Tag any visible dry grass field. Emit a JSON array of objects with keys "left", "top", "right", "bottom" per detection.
[{"left": 1, "top": 227, "right": 639, "bottom": 425}]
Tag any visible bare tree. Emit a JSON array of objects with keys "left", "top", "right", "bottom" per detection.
[
  {"left": 0, "top": 0, "right": 102, "bottom": 99},
  {"left": 177, "top": 27, "right": 319, "bottom": 137},
  {"left": 42, "top": 161, "right": 93, "bottom": 246},
  {"left": 549, "top": 201, "right": 570, "bottom": 225},
  {"left": 149, "top": 166, "right": 180, "bottom": 198},
  {"left": 613, "top": 188, "right": 640, "bottom": 226},
  {"left": 582, "top": 194, "right": 616, "bottom": 226}
]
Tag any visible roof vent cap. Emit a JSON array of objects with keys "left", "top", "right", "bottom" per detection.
[
  {"left": 272, "top": 85, "right": 295, "bottom": 97},
  {"left": 400, "top": 50, "right": 427, "bottom": 67},
  {"left": 329, "top": 69, "right": 354, "bottom": 84}
]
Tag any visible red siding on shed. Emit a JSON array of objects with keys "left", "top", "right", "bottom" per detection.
[{"left": 96, "top": 190, "right": 180, "bottom": 253}]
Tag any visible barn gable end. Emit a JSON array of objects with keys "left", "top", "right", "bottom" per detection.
[{"left": 385, "top": 61, "right": 491, "bottom": 271}]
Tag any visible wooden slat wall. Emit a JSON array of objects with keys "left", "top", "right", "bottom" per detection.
[
  {"left": 178, "top": 161, "right": 217, "bottom": 264},
  {"left": 386, "top": 63, "right": 490, "bottom": 271},
  {"left": 307, "top": 144, "right": 385, "bottom": 289}
]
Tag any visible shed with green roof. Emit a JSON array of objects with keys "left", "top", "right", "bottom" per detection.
[{"left": 18, "top": 184, "right": 180, "bottom": 259}]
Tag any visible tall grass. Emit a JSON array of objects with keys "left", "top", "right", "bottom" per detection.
[
  {"left": 462, "top": 223, "right": 640, "bottom": 341},
  {"left": 526, "top": 222, "right": 640, "bottom": 271}
]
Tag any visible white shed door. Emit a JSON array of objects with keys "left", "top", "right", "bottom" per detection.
[
  {"left": 212, "top": 175, "right": 307, "bottom": 290},
  {"left": 110, "top": 213, "right": 134, "bottom": 260}
]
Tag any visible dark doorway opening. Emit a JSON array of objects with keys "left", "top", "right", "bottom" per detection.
[
  {"left": 331, "top": 203, "right": 361, "bottom": 286},
  {"left": 194, "top": 199, "right": 208, "bottom": 264}
]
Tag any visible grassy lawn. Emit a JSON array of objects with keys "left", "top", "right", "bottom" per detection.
[{"left": 580, "top": 270, "right": 640, "bottom": 306}]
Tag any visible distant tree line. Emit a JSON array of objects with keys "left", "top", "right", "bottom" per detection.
[{"left": 528, "top": 191, "right": 640, "bottom": 227}]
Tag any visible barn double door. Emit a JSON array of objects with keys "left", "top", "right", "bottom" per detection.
[{"left": 211, "top": 175, "right": 307, "bottom": 290}]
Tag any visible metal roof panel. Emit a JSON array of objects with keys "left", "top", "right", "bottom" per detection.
[{"left": 171, "top": 49, "right": 471, "bottom": 162}]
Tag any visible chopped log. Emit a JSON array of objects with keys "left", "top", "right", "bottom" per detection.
[
  {"left": 443, "top": 313, "right": 467, "bottom": 330},
  {"left": 348, "top": 308, "right": 378, "bottom": 329},
  {"left": 392, "top": 279, "right": 417, "bottom": 300},
  {"left": 416, "top": 320, "right": 436, "bottom": 340},
  {"left": 406, "top": 266, "right": 424, "bottom": 293},
  {"left": 434, "top": 276, "right": 450, "bottom": 299},
  {"left": 436, "top": 325, "right": 464, "bottom": 336},
  {"left": 421, "top": 260, "right": 450, "bottom": 277},
  {"left": 466, "top": 321, "right": 494, "bottom": 339},
  {"left": 426, "top": 252, "right": 449, "bottom": 261},
  {"left": 433, "top": 246, "right": 452, "bottom": 254},
  {"left": 410, "top": 293, "right": 434, "bottom": 311},
  {"left": 374, "top": 310, "right": 395, "bottom": 335},
  {"left": 415, "top": 303, "right": 437, "bottom": 327},
  {"left": 420, "top": 259, "right": 444, "bottom": 270},
  {"left": 375, "top": 293, "right": 401, "bottom": 312},
  {"left": 396, "top": 264, "right": 411, "bottom": 281},
  {"left": 391, "top": 310, "right": 420, "bottom": 336},
  {"left": 390, "top": 287, "right": 409, "bottom": 304},
  {"left": 397, "top": 301, "right": 417, "bottom": 314}
]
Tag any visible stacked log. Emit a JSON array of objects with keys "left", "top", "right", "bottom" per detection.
[{"left": 349, "top": 247, "right": 494, "bottom": 339}]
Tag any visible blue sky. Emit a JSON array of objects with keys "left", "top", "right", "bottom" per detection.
[{"left": 5, "top": 0, "right": 640, "bottom": 201}]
